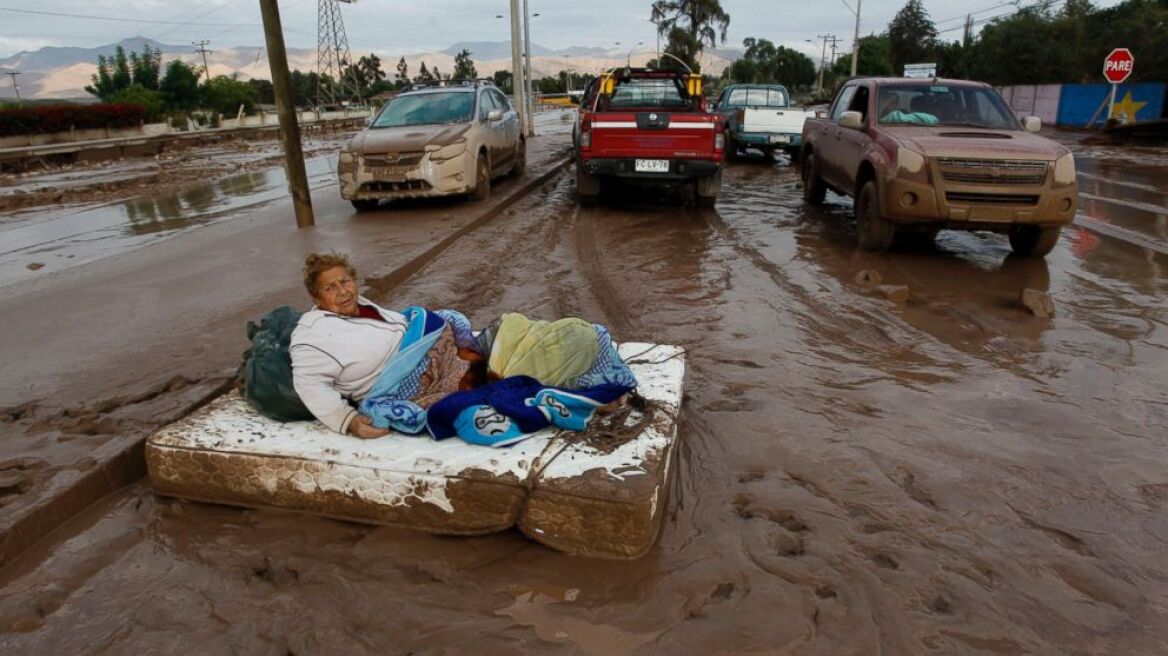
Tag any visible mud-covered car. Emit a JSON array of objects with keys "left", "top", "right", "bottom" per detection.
[
  {"left": 338, "top": 81, "right": 524, "bottom": 211},
  {"left": 801, "top": 77, "right": 1077, "bottom": 256}
]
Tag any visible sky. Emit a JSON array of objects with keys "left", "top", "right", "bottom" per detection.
[{"left": 0, "top": 0, "right": 1125, "bottom": 64}]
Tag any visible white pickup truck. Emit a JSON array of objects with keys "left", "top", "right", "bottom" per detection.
[{"left": 714, "top": 84, "right": 813, "bottom": 162}]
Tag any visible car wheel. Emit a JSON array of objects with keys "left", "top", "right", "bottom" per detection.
[
  {"left": 576, "top": 162, "right": 600, "bottom": 206},
  {"left": 1009, "top": 225, "right": 1061, "bottom": 257},
  {"left": 470, "top": 152, "right": 490, "bottom": 201},
  {"left": 350, "top": 199, "right": 379, "bottom": 212},
  {"left": 510, "top": 139, "right": 526, "bottom": 177},
  {"left": 725, "top": 139, "right": 740, "bottom": 162},
  {"left": 802, "top": 152, "right": 827, "bottom": 205},
  {"left": 855, "top": 180, "right": 895, "bottom": 251},
  {"left": 694, "top": 170, "right": 721, "bottom": 208}
]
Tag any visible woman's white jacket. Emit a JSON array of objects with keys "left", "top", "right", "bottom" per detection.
[{"left": 290, "top": 297, "right": 408, "bottom": 434}]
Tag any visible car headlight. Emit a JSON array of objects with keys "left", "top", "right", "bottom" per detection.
[
  {"left": 1053, "top": 153, "right": 1076, "bottom": 187},
  {"left": 427, "top": 140, "right": 467, "bottom": 162},
  {"left": 338, "top": 150, "right": 356, "bottom": 174},
  {"left": 896, "top": 146, "right": 926, "bottom": 175}
]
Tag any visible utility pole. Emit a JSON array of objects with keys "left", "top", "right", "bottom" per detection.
[
  {"left": 4, "top": 71, "right": 20, "bottom": 104},
  {"left": 850, "top": 0, "right": 862, "bottom": 77},
  {"left": 962, "top": 14, "right": 973, "bottom": 47},
  {"left": 192, "top": 40, "right": 212, "bottom": 83},
  {"left": 509, "top": 0, "right": 528, "bottom": 137},
  {"left": 259, "top": 0, "right": 314, "bottom": 228},
  {"left": 829, "top": 36, "right": 840, "bottom": 68},
  {"left": 815, "top": 34, "right": 832, "bottom": 97},
  {"left": 522, "top": 0, "right": 534, "bottom": 136}
]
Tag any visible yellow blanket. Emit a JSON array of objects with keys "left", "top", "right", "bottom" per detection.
[{"left": 487, "top": 313, "right": 599, "bottom": 387}]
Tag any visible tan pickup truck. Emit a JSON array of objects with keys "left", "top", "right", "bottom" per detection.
[{"left": 801, "top": 77, "right": 1077, "bottom": 256}]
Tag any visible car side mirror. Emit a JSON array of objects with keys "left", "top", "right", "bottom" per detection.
[
  {"left": 364, "top": 116, "right": 373, "bottom": 127},
  {"left": 487, "top": 109, "right": 504, "bottom": 122},
  {"left": 1022, "top": 116, "right": 1041, "bottom": 133},
  {"left": 839, "top": 111, "right": 863, "bottom": 129}
]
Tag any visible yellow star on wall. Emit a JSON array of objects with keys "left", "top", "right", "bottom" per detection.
[{"left": 1110, "top": 91, "right": 1148, "bottom": 121}]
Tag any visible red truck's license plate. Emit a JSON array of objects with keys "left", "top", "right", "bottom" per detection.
[{"left": 634, "top": 159, "right": 670, "bottom": 173}]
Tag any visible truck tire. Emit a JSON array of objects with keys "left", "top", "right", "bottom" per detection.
[
  {"left": 694, "top": 170, "right": 722, "bottom": 208},
  {"left": 725, "top": 137, "right": 740, "bottom": 162},
  {"left": 1009, "top": 225, "right": 1061, "bottom": 258},
  {"left": 350, "top": 199, "right": 379, "bottom": 212},
  {"left": 470, "top": 152, "right": 490, "bottom": 201},
  {"left": 855, "top": 180, "right": 895, "bottom": 251},
  {"left": 576, "top": 163, "right": 600, "bottom": 206},
  {"left": 802, "top": 152, "right": 827, "bottom": 206}
]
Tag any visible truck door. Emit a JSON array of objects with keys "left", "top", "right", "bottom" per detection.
[
  {"left": 819, "top": 84, "right": 856, "bottom": 188},
  {"left": 833, "top": 84, "right": 872, "bottom": 193}
]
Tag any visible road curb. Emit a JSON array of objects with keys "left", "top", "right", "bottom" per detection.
[{"left": 0, "top": 152, "right": 572, "bottom": 572}]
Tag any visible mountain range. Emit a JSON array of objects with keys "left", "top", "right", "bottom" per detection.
[{"left": 0, "top": 37, "right": 742, "bottom": 101}]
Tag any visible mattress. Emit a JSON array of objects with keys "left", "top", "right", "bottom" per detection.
[{"left": 146, "top": 343, "right": 684, "bottom": 559}]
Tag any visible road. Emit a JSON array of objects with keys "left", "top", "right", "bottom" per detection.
[{"left": 1, "top": 120, "right": 1166, "bottom": 654}]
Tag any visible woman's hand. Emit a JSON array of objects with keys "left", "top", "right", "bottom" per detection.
[{"left": 348, "top": 414, "right": 390, "bottom": 439}]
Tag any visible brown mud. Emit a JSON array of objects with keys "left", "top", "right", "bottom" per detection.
[{"left": 1, "top": 124, "right": 1167, "bottom": 654}]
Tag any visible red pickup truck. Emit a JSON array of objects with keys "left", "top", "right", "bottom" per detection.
[{"left": 574, "top": 68, "right": 725, "bottom": 207}]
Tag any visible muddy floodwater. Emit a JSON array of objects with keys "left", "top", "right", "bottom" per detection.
[{"left": 1, "top": 129, "right": 1166, "bottom": 654}]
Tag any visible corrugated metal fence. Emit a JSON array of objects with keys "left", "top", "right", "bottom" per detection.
[{"left": 998, "top": 82, "right": 1167, "bottom": 127}]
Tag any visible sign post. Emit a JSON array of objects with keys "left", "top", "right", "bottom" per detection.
[{"left": 1103, "top": 48, "right": 1134, "bottom": 122}]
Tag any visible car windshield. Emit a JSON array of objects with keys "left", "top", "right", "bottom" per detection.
[
  {"left": 372, "top": 92, "right": 474, "bottom": 128},
  {"left": 876, "top": 84, "right": 1019, "bottom": 130},
  {"left": 609, "top": 78, "right": 689, "bottom": 109},
  {"left": 726, "top": 87, "right": 788, "bottom": 108}
]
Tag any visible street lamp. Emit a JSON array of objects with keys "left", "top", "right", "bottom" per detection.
[{"left": 626, "top": 41, "right": 644, "bottom": 67}]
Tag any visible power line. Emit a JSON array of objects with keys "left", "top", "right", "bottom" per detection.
[
  {"left": 937, "top": 0, "right": 1067, "bottom": 34},
  {"left": 0, "top": 7, "right": 243, "bottom": 27}
]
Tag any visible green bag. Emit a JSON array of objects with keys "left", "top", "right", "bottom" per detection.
[{"left": 242, "top": 305, "right": 315, "bottom": 422}]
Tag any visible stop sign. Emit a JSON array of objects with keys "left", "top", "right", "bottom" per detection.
[{"left": 1103, "top": 48, "right": 1134, "bottom": 84}]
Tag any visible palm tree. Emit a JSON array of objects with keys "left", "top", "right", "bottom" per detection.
[{"left": 649, "top": 0, "right": 730, "bottom": 72}]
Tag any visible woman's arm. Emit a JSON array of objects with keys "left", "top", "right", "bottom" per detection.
[{"left": 290, "top": 343, "right": 359, "bottom": 434}]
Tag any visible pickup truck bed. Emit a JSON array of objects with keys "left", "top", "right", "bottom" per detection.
[{"left": 575, "top": 69, "right": 725, "bottom": 206}]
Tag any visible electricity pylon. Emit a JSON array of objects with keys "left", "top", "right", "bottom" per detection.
[{"left": 316, "top": 0, "right": 363, "bottom": 106}]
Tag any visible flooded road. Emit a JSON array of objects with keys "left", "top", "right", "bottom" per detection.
[{"left": 1, "top": 133, "right": 1166, "bottom": 654}]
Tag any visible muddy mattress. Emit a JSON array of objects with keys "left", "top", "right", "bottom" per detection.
[{"left": 146, "top": 343, "right": 684, "bottom": 559}]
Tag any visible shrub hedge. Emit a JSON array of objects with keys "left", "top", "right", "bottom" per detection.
[{"left": 0, "top": 103, "right": 147, "bottom": 137}]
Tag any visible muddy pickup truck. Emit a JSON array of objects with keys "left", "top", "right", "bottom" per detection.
[
  {"left": 714, "top": 83, "right": 811, "bottom": 162},
  {"left": 801, "top": 77, "right": 1077, "bottom": 256},
  {"left": 575, "top": 68, "right": 725, "bottom": 206}
]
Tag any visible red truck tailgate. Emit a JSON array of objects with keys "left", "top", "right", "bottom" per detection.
[{"left": 589, "top": 112, "right": 719, "bottom": 160}]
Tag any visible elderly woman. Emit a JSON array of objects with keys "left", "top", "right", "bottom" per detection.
[
  {"left": 289, "top": 252, "right": 637, "bottom": 445},
  {"left": 291, "top": 252, "right": 474, "bottom": 439},
  {"left": 290, "top": 252, "right": 407, "bottom": 438}
]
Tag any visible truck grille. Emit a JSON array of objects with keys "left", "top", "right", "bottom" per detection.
[
  {"left": 946, "top": 192, "right": 1039, "bottom": 206},
  {"left": 363, "top": 152, "right": 425, "bottom": 167},
  {"left": 937, "top": 158, "right": 1047, "bottom": 186},
  {"left": 361, "top": 180, "right": 432, "bottom": 193}
]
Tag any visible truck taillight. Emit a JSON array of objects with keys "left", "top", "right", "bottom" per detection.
[
  {"left": 735, "top": 109, "right": 745, "bottom": 125},
  {"left": 714, "top": 132, "right": 724, "bottom": 151},
  {"left": 580, "top": 116, "right": 592, "bottom": 148}
]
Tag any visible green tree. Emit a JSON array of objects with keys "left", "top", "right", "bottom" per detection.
[
  {"left": 111, "top": 46, "right": 132, "bottom": 92},
  {"left": 888, "top": 0, "right": 938, "bottom": 75},
  {"left": 395, "top": 56, "right": 409, "bottom": 88},
  {"left": 728, "top": 38, "right": 816, "bottom": 89},
  {"left": 247, "top": 78, "right": 275, "bottom": 105},
  {"left": 130, "top": 44, "right": 162, "bottom": 90},
  {"left": 650, "top": 0, "right": 731, "bottom": 73},
  {"left": 452, "top": 49, "right": 478, "bottom": 81},
  {"left": 831, "top": 34, "right": 894, "bottom": 80},
  {"left": 109, "top": 84, "right": 165, "bottom": 121},
  {"left": 415, "top": 61, "right": 434, "bottom": 83},
  {"left": 201, "top": 75, "right": 258, "bottom": 116},
  {"left": 491, "top": 69, "right": 513, "bottom": 94},
  {"left": 159, "top": 59, "right": 202, "bottom": 111},
  {"left": 345, "top": 54, "right": 385, "bottom": 90}
]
